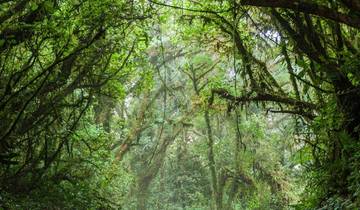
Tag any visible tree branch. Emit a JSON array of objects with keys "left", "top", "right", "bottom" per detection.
[
  {"left": 240, "top": 0, "right": 360, "bottom": 29},
  {"left": 210, "top": 88, "right": 317, "bottom": 110}
]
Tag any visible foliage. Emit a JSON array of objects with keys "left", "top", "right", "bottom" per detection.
[{"left": 1, "top": 0, "right": 360, "bottom": 209}]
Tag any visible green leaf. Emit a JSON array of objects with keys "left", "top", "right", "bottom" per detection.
[
  {"left": 43, "top": 1, "right": 54, "bottom": 12},
  {"left": 29, "top": 2, "right": 38, "bottom": 11}
]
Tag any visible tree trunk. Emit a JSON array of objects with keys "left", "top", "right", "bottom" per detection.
[{"left": 204, "top": 110, "right": 223, "bottom": 210}]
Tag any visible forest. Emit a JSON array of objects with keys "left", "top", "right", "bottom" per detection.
[{"left": 0, "top": 0, "right": 360, "bottom": 209}]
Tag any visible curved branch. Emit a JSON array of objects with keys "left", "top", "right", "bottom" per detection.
[
  {"left": 240, "top": 0, "right": 360, "bottom": 29},
  {"left": 148, "top": 0, "right": 232, "bottom": 14}
]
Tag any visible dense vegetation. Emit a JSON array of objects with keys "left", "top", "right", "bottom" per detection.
[{"left": 0, "top": 0, "right": 359, "bottom": 209}]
